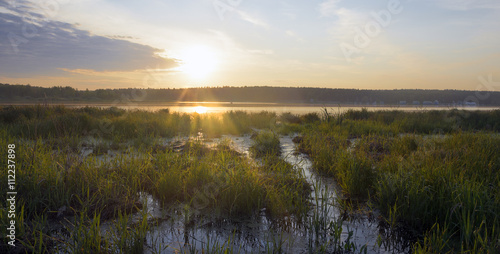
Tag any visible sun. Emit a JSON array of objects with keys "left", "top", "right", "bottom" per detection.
[
  {"left": 180, "top": 46, "right": 218, "bottom": 80},
  {"left": 194, "top": 106, "right": 207, "bottom": 114}
]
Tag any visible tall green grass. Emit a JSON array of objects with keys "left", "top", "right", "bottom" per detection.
[
  {"left": 150, "top": 140, "right": 310, "bottom": 218},
  {"left": 375, "top": 133, "right": 500, "bottom": 252},
  {"left": 0, "top": 129, "right": 311, "bottom": 252},
  {"left": 299, "top": 108, "right": 500, "bottom": 252},
  {"left": 0, "top": 106, "right": 280, "bottom": 140},
  {"left": 2, "top": 106, "right": 500, "bottom": 252},
  {"left": 249, "top": 131, "right": 282, "bottom": 158}
]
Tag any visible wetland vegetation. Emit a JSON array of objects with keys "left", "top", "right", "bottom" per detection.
[{"left": 1, "top": 105, "right": 499, "bottom": 253}]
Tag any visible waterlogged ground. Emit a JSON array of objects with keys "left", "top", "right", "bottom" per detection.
[
  {"left": 70, "top": 134, "right": 410, "bottom": 253},
  {"left": 3, "top": 107, "right": 498, "bottom": 253}
]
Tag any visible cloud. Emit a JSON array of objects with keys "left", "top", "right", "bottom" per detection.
[
  {"left": 327, "top": 8, "right": 368, "bottom": 42},
  {"left": 285, "top": 30, "right": 305, "bottom": 42},
  {"left": 318, "top": 0, "right": 343, "bottom": 17},
  {"left": 236, "top": 10, "right": 269, "bottom": 28},
  {"left": 0, "top": 3, "right": 178, "bottom": 78},
  {"left": 280, "top": 1, "right": 297, "bottom": 20}
]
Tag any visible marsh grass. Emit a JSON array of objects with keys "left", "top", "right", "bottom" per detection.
[
  {"left": 300, "top": 109, "right": 500, "bottom": 252},
  {"left": 376, "top": 133, "right": 500, "bottom": 252},
  {"left": 2, "top": 106, "right": 500, "bottom": 253},
  {"left": 150, "top": 139, "right": 311, "bottom": 219},
  {"left": 0, "top": 106, "right": 278, "bottom": 140},
  {"left": 249, "top": 131, "right": 282, "bottom": 158},
  {"left": 19, "top": 205, "right": 151, "bottom": 254},
  {"left": 304, "top": 183, "right": 368, "bottom": 253},
  {"left": 1, "top": 120, "right": 312, "bottom": 253}
]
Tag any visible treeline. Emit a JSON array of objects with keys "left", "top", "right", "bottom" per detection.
[{"left": 1, "top": 83, "right": 500, "bottom": 106}]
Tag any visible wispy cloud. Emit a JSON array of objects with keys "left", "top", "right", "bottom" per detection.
[
  {"left": 327, "top": 8, "right": 368, "bottom": 42},
  {"left": 236, "top": 10, "right": 269, "bottom": 28},
  {"left": 318, "top": 0, "right": 369, "bottom": 53},
  {"left": 285, "top": 30, "right": 305, "bottom": 42},
  {"left": 280, "top": 1, "right": 297, "bottom": 20},
  {"left": 318, "top": 0, "right": 342, "bottom": 17}
]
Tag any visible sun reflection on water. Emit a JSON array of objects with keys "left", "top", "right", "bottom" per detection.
[{"left": 194, "top": 106, "right": 207, "bottom": 114}]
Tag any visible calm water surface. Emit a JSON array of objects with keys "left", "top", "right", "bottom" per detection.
[{"left": 33, "top": 102, "right": 500, "bottom": 114}]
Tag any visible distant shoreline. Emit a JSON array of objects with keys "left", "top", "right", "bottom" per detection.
[
  {"left": 3, "top": 84, "right": 500, "bottom": 107},
  {"left": 1, "top": 101, "right": 498, "bottom": 110}
]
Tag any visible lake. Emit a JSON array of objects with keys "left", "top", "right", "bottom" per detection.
[{"left": 5, "top": 101, "right": 499, "bottom": 114}]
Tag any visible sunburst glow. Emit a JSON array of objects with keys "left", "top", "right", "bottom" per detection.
[
  {"left": 180, "top": 46, "right": 218, "bottom": 80},
  {"left": 194, "top": 106, "right": 207, "bottom": 114}
]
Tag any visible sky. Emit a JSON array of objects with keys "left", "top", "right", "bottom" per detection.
[{"left": 0, "top": 0, "right": 499, "bottom": 90}]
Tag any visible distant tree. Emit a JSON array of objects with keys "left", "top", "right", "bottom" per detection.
[{"left": 1, "top": 83, "right": 500, "bottom": 106}]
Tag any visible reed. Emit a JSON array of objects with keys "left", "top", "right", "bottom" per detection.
[
  {"left": 299, "top": 109, "right": 500, "bottom": 252},
  {"left": 249, "top": 131, "right": 282, "bottom": 158},
  {"left": 2, "top": 106, "right": 500, "bottom": 252}
]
